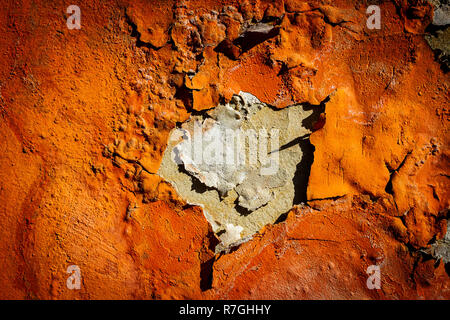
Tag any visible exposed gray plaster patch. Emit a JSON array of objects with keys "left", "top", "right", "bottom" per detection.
[
  {"left": 430, "top": 219, "right": 450, "bottom": 263},
  {"left": 429, "top": 0, "right": 450, "bottom": 26},
  {"left": 158, "top": 92, "right": 313, "bottom": 251}
]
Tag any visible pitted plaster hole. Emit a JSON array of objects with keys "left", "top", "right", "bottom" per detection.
[{"left": 158, "top": 91, "right": 314, "bottom": 252}]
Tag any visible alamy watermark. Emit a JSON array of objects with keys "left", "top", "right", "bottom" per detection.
[
  {"left": 366, "top": 265, "right": 381, "bottom": 289},
  {"left": 65, "top": 5, "right": 380, "bottom": 31},
  {"left": 66, "top": 265, "right": 81, "bottom": 290},
  {"left": 66, "top": 5, "right": 81, "bottom": 30},
  {"left": 366, "top": 5, "right": 381, "bottom": 30},
  {"left": 171, "top": 121, "right": 280, "bottom": 176}
]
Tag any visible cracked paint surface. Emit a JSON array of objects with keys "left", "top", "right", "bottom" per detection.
[{"left": 0, "top": 0, "right": 448, "bottom": 300}]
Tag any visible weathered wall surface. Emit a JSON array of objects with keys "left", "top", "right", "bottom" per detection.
[{"left": 0, "top": 0, "right": 448, "bottom": 299}]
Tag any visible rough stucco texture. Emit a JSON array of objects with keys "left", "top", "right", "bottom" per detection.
[{"left": 0, "top": 0, "right": 448, "bottom": 299}]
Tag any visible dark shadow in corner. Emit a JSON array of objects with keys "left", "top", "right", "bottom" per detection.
[
  {"left": 215, "top": 25, "right": 280, "bottom": 60},
  {"left": 267, "top": 132, "right": 313, "bottom": 204},
  {"left": 301, "top": 98, "right": 327, "bottom": 131},
  {"left": 200, "top": 231, "right": 220, "bottom": 291},
  {"left": 234, "top": 198, "right": 253, "bottom": 216},
  {"left": 174, "top": 85, "right": 193, "bottom": 112},
  {"left": 200, "top": 257, "right": 215, "bottom": 291},
  {"left": 424, "top": 23, "right": 449, "bottom": 74},
  {"left": 292, "top": 138, "right": 315, "bottom": 205},
  {"left": 266, "top": 133, "right": 315, "bottom": 206},
  {"left": 233, "top": 197, "right": 269, "bottom": 217},
  {"left": 177, "top": 164, "right": 217, "bottom": 195},
  {"left": 234, "top": 27, "right": 280, "bottom": 53},
  {"left": 290, "top": 97, "right": 329, "bottom": 205},
  {"left": 125, "top": 12, "right": 162, "bottom": 50},
  {"left": 273, "top": 209, "right": 291, "bottom": 224},
  {"left": 263, "top": 98, "right": 328, "bottom": 207}
]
